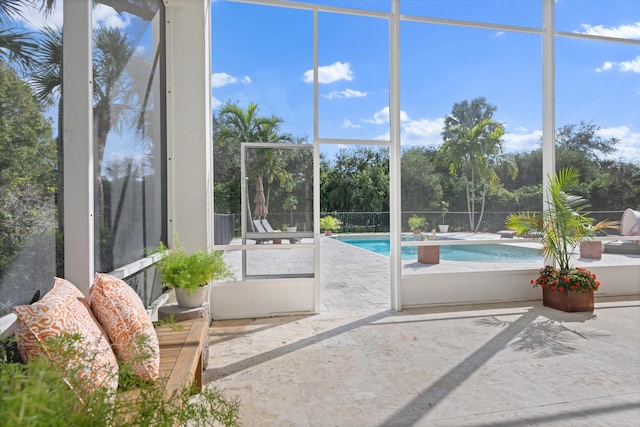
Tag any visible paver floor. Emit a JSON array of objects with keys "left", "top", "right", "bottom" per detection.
[
  {"left": 208, "top": 236, "right": 640, "bottom": 426},
  {"left": 208, "top": 298, "right": 640, "bottom": 426}
]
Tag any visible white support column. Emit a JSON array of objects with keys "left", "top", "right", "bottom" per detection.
[
  {"left": 165, "top": 0, "right": 213, "bottom": 253},
  {"left": 542, "top": 0, "right": 555, "bottom": 196},
  {"left": 542, "top": 0, "right": 556, "bottom": 266},
  {"left": 389, "top": 0, "right": 402, "bottom": 311},
  {"left": 313, "top": 10, "right": 321, "bottom": 313},
  {"left": 63, "top": 1, "right": 93, "bottom": 295}
]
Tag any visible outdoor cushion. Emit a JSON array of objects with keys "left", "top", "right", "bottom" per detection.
[
  {"left": 604, "top": 240, "right": 640, "bottom": 255},
  {"left": 12, "top": 282, "right": 119, "bottom": 398},
  {"left": 90, "top": 273, "right": 159, "bottom": 382}
]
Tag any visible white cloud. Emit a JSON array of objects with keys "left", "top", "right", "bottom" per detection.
[
  {"left": 342, "top": 119, "right": 360, "bottom": 129},
  {"left": 495, "top": 31, "right": 505, "bottom": 37},
  {"left": 211, "top": 72, "right": 252, "bottom": 88},
  {"left": 324, "top": 88, "right": 367, "bottom": 99},
  {"left": 596, "top": 61, "right": 613, "bottom": 72},
  {"left": 597, "top": 125, "right": 640, "bottom": 161},
  {"left": 596, "top": 56, "right": 640, "bottom": 73},
  {"left": 578, "top": 22, "right": 640, "bottom": 39},
  {"left": 401, "top": 118, "right": 445, "bottom": 146},
  {"left": 363, "top": 106, "right": 410, "bottom": 124},
  {"left": 303, "top": 61, "right": 353, "bottom": 84},
  {"left": 93, "top": 4, "right": 131, "bottom": 29},
  {"left": 502, "top": 129, "right": 542, "bottom": 152},
  {"left": 15, "top": 2, "right": 63, "bottom": 31}
]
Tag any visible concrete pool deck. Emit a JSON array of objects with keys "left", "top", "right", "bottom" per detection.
[
  {"left": 320, "top": 233, "right": 639, "bottom": 311},
  {"left": 210, "top": 234, "right": 640, "bottom": 426},
  {"left": 222, "top": 232, "right": 639, "bottom": 312}
]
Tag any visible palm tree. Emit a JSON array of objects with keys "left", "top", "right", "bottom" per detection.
[
  {"left": 506, "top": 167, "right": 618, "bottom": 272},
  {"left": 217, "top": 102, "right": 294, "bottom": 219},
  {"left": 440, "top": 99, "right": 517, "bottom": 232},
  {"left": 0, "top": 0, "right": 38, "bottom": 71},
  {"left": 30, "top": 26, "right": 63, "bottom": 274}
]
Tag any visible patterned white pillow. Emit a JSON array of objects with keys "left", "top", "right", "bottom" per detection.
[
  {"left": 12, "top": 278, "right": 119, "bottom": 398},
  {"left": 90, "top": 273, "right": 159, "bottom": 382}
]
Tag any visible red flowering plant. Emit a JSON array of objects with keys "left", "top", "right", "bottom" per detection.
[
  {"left": 532, "top": 265, "right": 600, "bottom": 293},
  {"left": 507, "top": 167, "right": 618, "bottom": 295}
]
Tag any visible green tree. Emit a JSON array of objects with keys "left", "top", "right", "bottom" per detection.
[
  {"left": 400, "top": 146, "right": 442, "bottom": 213},
  {"left": 216, "top": 102, "right": 294, "bottom": 220},
  {"left": 0, "top": 61, "right": 56, "bottom": 285},
  {"left": 439, "top": 97, "right": 517, "bottom": 232},
  {"left": 0, "top": 0, "right": 57, "bottom": 72},
  {"left": 0, "top": 0, "right": 37, "bottom": 71},
  {"left": 323, "top": 146, "right": 389, "bottom": 213},
  {"left": 556, "top": 121, "right": 619, "bottom": 163},
  {"left": 30, "top": 26, "right": 63, "bottom": 274}
]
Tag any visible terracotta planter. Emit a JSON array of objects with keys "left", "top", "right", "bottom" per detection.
[
  {"left": 580, "top": 241, "right": 602, "bottom": 260},
  {"left": 418, "top": 245, "right": 440, "bottom": 264},
  {"left": 543, "top": 287, "right": 594, "bottom": 312}
]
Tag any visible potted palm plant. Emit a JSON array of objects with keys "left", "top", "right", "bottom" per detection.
[
  {"left": 408, "top": 215, "right": 427, "bottom": 234},
  {"left": 156, "top": 242, "right": 233, "bottom": 308},
  {"left": 506, "top": 167, "right": 618, "bottom": 312},
  {"left": 438, "top": 200, "right": 449, "bottom": 233},
  {"left": 320, "top": 215, "right": 341, "bottom": 236}
]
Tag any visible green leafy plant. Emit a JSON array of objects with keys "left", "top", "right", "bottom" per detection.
[
  {"left": 320, "top": 215, "right": 341, "bottom": 232},
  {"left": 156, "top": 241, "right": 233, "bottom": 295},
  {"left": 0, "top": 333, "right": 240, "bottom": 426},
  {"left": 408, "top": 215, "right": 426, "bottom": 231},
  {"left": 506, "top": 167, "right": 618, "bottom": 292}
]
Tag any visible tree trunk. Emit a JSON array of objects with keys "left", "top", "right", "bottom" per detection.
[
  {"left": 474, "top": 183, "right": 487, "bottom": 233},
  {"left": 466, "top": 183, "right": 473, "bottom": 231}
]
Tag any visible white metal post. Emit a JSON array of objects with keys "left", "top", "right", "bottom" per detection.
[
  {"left": 389, "top": 0, "right": 402, "bottom": 311},
  {"left": 542, "top": 0, "right": 556, "bottom": 266},
  {"left": 63, "top": 0, "right": 93, "bottom": 295}
]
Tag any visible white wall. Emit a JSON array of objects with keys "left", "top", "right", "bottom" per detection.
[{"left": 401, "top": 265, "right": 640, "bottom": 309}]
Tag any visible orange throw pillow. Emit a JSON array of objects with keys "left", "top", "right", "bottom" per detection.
[
  {"left": 12, "top": 279, "right": 119, "bottom": 398},
  {"left": 90, "top": 273, "right": 159, "bottom": 382}
]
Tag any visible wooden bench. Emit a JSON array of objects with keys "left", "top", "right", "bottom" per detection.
[
  {"left": 155, "top": 317, "right": 209, "bottom": 398},
  {"left": 118, "top": 317, "right": 209, "bottom": 401},
  {"left": 2, "top": 315, "right": 209, "bottom": 401}
]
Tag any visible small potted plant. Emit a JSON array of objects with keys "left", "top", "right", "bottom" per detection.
[
  {"left": 438, "top": 200, "right": 449, "bottom": 233},
  {"left": 320, "top": 215, "right": 341, "bottom": 236},
  {"left": 408, "top": 215, "right": 426, "bottom": 234},
  {"left": 156, "top": 242, "right": 233, "bottom": 308},
  {"left": 506, "top": 167, "right": 618, "bottom": 312}
]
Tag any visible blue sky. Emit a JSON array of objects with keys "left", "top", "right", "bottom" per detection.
[
  {"left": 211, "top": 0, "right": 640, "bottom": 163},
  {"left": 11, "top": 0, "right": 640, "bottom": 164}
]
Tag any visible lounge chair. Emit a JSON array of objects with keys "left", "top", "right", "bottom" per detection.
[
  {"left": 250, "top": 219, "right": 271, "bottom": 244},
  {"left": 262, "top": 219, "right": 300, "bottom": 244}
]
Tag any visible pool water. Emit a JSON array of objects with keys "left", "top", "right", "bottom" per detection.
[{"left": 339, "top": 238, "right": 542, "bottom": 262}]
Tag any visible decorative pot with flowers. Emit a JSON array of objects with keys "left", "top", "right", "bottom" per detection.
[{"left": 506, "top": 167, "right": 618, "bottom": 312}]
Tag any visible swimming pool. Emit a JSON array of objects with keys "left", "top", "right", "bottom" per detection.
[{"left": 338, "top": 237, "right": 542, "bottom": 262}]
